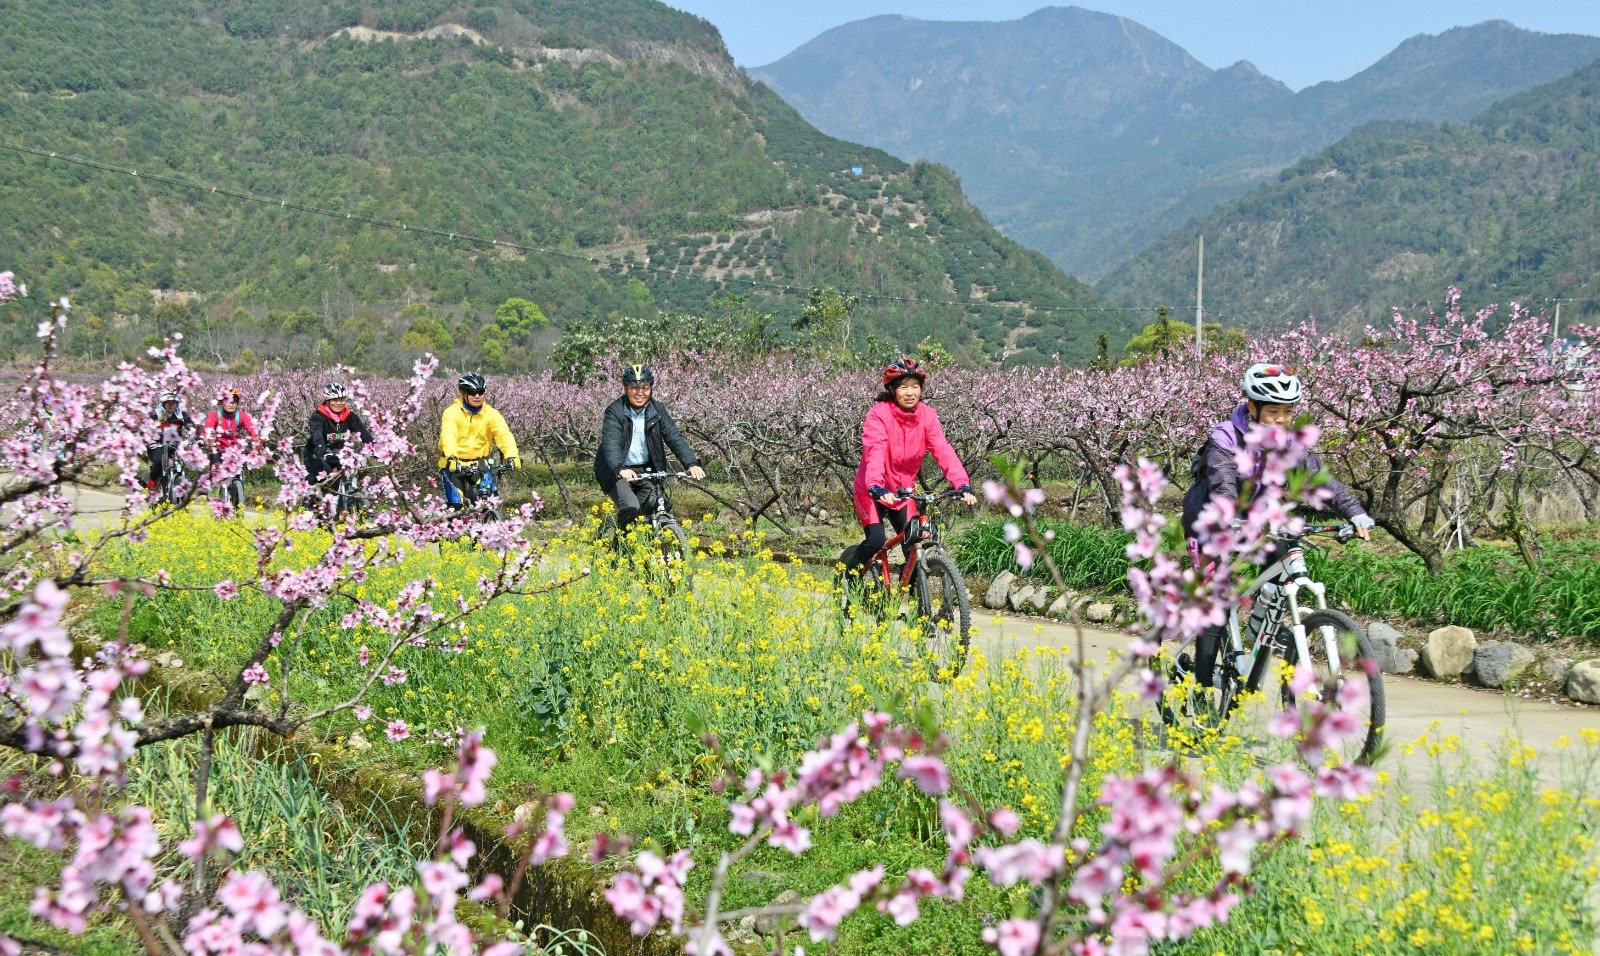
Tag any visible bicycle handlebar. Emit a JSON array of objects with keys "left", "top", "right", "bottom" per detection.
[
  {"left": 455, "top": 457, "right": 515, "bottom": 475},
  {"left": 629, "top": 470, "right": 690, "bottom": 481},
  {"left": 1298, "top": 523, "right": 1358, "bottom": 542},
  {"left": 887, "top": 487, "right": 967, "bottom": 504}
]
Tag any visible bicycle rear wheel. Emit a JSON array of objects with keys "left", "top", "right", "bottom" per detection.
[
  {"left": 911, "top": 551, "right": 971, "bottom": 681},
  {"left": 1279, "top": 609, "right": 1385, "bottom": 766}
]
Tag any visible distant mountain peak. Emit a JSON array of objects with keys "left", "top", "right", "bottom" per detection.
[{"left": 757, "top": 9, "right": 1600, "bottom": 280}]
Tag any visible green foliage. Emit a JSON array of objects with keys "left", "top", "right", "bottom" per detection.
[
  {"left": 126, "top": 731, "right": 432, "bottom": 931},
  {"left": 549, "top": 296, "right": 780, "bottom": 383},
  {"left": 1307, "top": 537, "right": 1600, "bottom": 641},
  {"left": 0, "top": 0, "right": 1113, "bottom": 369},
  {"left": 280, "top": 307, "right": 327, "bottom": 338},
  {"left": 794, "top": 286, "right": 861, "bottom": 363},
  {"left": 399, "top": 305, "right": 453, "bottom": 354},
  {"left": 953, "top": 511, "right": 1600, "bottom": 641},
  {"left": 1122, "top": 312, "right": 1246, "bottom": 363},
  {"left": 949, "top": 516, "right": 1134, "bottom": 592},
  {"left": 1100, "top": 57, "right": 1600, "bottom": 334},
  {"left": 492, "top": 296, "right": 549, "bottom": 340}
]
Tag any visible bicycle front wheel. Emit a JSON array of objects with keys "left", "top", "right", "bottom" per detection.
[
  {"left": 1280, "top": 609, "right": 1385, "bottom": 766},
  {"left": 655, "top": 517, "right": 690, "bottom": 563},
  {"left": 912, "top": 552, "right": 971, "bottom": 682}
]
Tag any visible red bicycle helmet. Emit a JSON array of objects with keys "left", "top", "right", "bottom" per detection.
[{"left": 882, "top": 356, "right": 926, "bottom": 389}]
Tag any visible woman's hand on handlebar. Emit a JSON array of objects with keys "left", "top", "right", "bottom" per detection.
[{"left": 961, "top": 491, "right": 978, "bottom": 506}]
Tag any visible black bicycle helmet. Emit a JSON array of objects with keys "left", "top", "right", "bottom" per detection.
[
  {"left": 458, "top": 373, "right": 487, "bottom": 395},
  {"left": 622, "top": 364, "right": 655, "bottom": 387}
]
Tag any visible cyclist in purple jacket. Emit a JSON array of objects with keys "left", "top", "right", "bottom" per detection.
[{"left": 1179, "top": 363, "right": 1374, "bottom": 693}]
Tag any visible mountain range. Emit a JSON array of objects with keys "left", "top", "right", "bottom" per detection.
[
  {"left": 1097, "top": 55, "right": 1600, "bottom": 334},
  {"left": 753, "top": 8, "right": 1600, "bottom": 282},
  {"left": 0, "top": 0, "right": 1116, "bottom": 371}
]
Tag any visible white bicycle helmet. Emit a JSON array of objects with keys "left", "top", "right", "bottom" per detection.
[
  {"left": 159, "top": 390, "right": 180, "bottom": 403},
  {"left": 1242, "top": 363, "right": 1302, "bottom": 405},
  {"left": 323, "top": 382, "right": 350, "bottom": 400}
]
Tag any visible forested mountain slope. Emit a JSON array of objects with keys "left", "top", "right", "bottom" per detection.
[
  {"left": 0, "top": 0, "right": 1114, "bottom": 370},
  {"left": 755, "top": 11, "right": 1600, "bottom": 281},
  {"left": 1097, "top": 56, "right": 1600, "bottom": 334}
]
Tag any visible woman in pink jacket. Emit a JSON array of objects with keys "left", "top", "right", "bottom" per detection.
[{"left": 842, "top": 357, "right": 978, "bottom": 576}]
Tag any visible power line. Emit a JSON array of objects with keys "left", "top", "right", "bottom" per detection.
[{"left": 1, "top": 140, "right": 1172, "bottom": 318}]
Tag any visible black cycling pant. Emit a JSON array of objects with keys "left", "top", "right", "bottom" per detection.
[
  {"left": 842, "top": 502, "right": 914, "bottom": 575},
  {"left": 147, "top": 446, "right": 171, "bottom": 483},
  {"left": 605, "top": 478, "right": 664, "bottom": 534},
  {"left": 1192, "top": 539, "right": 1290, "bottom": 690}
]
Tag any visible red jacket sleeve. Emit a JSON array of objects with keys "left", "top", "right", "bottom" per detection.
[
  {"left": 204, "top": 410, "right": 220, "bottom": 433},
  {"left": 860, "top": 405, "right": 891, "bottom": 493},
  {"left": 241, "top": 412, "right": 259, "bottom": 440},
  {"left": 923, "top": 407, "right": 970, "bottom": 490}
]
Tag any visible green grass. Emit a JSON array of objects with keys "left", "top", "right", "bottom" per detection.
[
  {"left": 951, "top": 515, "right": 1600, "bottom": 641},
  {"left": 1, "top": 839, "right": 141, "bottom": 956},
  {"left": 1307, "top": 540, "right": 1600, "bottom": 641},
  {"left": 72, "top": 512, "right": 1600, "bottom": 954},
  {"left": 125, "top": 730, "right": 435, "bottom": 932},
  {"left": 0, "top": 723, "right": 435, "bottom": 948},
  {"left": 948, "top": 516, "right": 1133, "bottom": 591}
]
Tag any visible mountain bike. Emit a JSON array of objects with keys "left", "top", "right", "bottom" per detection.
[
  {"left": 453, "top": 456, "right": 516, "bottom": 521},
  {"left": 150, "top": 440, "right": 187, "bottom": 507},
  {"left": 209, "top": 467, "right": 244, "bottom": 509},
  {"left": 1160, "top": 523, "right": 1385, "bottom": 765},
  {"left": 325, "top": 462, "right": 370, "bottom": 521},
  {"left": 207, "top": 444, "right": 246, "bottom": 510},
  {"left": 840, "top": 488, "right": 972, "bottom": 682},
  {"left": 622, "top": 470, "right": 692, "bottom": 563}
]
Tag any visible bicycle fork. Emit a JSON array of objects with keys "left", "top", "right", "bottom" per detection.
[
  {"left": 1280, "top": 579, "right": 1339, "bottom": 677},
  {"left": 1221, "top": 577, "right": 1337, "bottom": 703}
]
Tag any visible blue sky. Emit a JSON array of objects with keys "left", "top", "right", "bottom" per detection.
[{"left": 665, "top": 0, "right": 1600, "bottom": 91}]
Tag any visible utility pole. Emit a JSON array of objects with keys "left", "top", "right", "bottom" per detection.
[
  {"left": 1547, "top": 297, "right": 1573, "bottom": 344},
  {"left": 1194, "top": 235, "right": 1204, "bottom": 362}
]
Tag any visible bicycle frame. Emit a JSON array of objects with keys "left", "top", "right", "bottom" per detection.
[
  {"left": 863, "top": 490, "right": 955, "bottom": 589},
  {"left": 455, "top": 458, "right": 509, "bottom": 506},
  {"left": 1213, "top": 527, "right": 1347, "bottom": 709},
  {"left": 627, "top": 471, "right": 686, "bottom": 528}
]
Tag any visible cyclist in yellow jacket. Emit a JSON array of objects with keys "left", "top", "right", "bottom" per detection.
[{"left": 438, "top": 373, "right": 520, "bottom": 508}]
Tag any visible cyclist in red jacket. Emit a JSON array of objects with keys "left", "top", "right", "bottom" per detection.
[
  {"left": 840, "top": 357, "right": 978, "bottom": 577},
  {"left": 203, "top": 389, "right": 259, "bottom": 467}
]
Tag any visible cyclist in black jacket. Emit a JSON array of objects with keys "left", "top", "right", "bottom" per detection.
[
  {"left": 592, "top": 365, "right": 704, "bottom": 533},
  {"left": 146, "top": 391, "right": 194, "bottom": 492},
  {"left": 304, "top": 383, "right": 374, "bottom": 485}
]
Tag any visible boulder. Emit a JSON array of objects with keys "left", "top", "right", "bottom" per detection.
[
  {"left": 1421, "top": 626, "right": 1477, "bottom": 679},
  {"left": 1390, "top": 648, "right": 1419, "bottom": 675},
  {"left": 1086, "top": 602, "right": 1115, "bottom": 624},
  {"left": 1045, "top": 594, "right": 1072, "bottom": 618},
  {"left": 512, "top": 802, "right": 541, "bottom": 825},
  {"left": 1366, "top": 622, "right": 1403, "bottom": 672},
  {"left": 1007, "top": 584, "right": 1037, "bottom": 613},
  {"left": 1025, "top": 587, "right": 1051, "bottom": 614},
  {"left": 1472, "top": 641, "right": 1535, "bottom": 688},
  {"left": 345, "top": 731, "right": 371, "bottom": 753},
  {"left": 153, "top": 650, "right": 184, "bottom": 669},
  {"left": 1567, "top": 659, "right": 1600, "bottom": 705},
  {"left": 985, "top": 571, "right": 1017, "bottom": 610},
  {"left": 755, "top": 890, "right": 800, "bottom": 935},
  {"left": 1541, "top": 656, "right": 1573, "bottom": 684}
]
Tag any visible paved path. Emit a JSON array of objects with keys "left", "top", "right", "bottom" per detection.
[{"left": 969, "top": 609, "right": 1597, "bottom": 785}]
